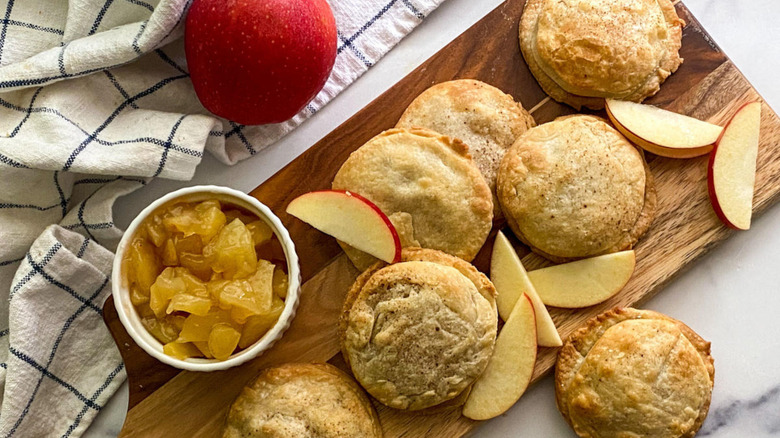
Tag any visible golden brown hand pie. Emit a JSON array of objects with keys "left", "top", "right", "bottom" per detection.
[
  {"left": 223, "top": 363, "right": 382, "bottom": 438},
  {"left": 333, "top": 128, "right": 493, "bottom": 270},
  {"left": 497, "top": 115, "right": 655, "bottom": 262},
  {"left": 556, "top": 308, "right": 714, "bottom": 438},
  {"left": 340, "top": 248, "right": 497, "bottom": 411},
  {"left": 396, "top": 79, "right": 536, "bottom": 218},
  {"left": 520, "top": 0, "right": 684, "bottom": 109}
]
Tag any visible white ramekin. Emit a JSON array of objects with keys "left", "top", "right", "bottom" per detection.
[{"left": 111, "top": 185, "right": 301, "bottom": 372}]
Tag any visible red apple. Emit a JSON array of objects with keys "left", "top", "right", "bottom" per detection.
[
  {"left": 708, "top": 102, "right": 762, "bottom": 230},
  {"left": 286, "top": 190, "right": 402, "bottom": 263},
  {"left": 185, "top": 0, "right": 337, "bottom": 125}
]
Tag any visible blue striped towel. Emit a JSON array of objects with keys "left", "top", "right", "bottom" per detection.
[{"left": 0, "top": 0, "right": 445, "bottom": 436}]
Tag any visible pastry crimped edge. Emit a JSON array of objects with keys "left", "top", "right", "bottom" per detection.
[
  {"left": 396, "top": 79, "right": 537, "bottom": 219},
  {"left": 555, "top": 308, "right": 714, "bottom": 438},
  {"left": 519, "top": 0, "right": 685, "bottom": 110},
  {"left": 223, "top": 362, "right": 383, "bottom": 438},
  {"left": 339, "top": 247, "right": 498, "bottom": 358},
  {"left": 333, "top": 127, "right": 494, "bottom": 266},
  {"left": 505, "top": 151, "right": 656, "bottom": 264},
  {"left": 338, "top": 248, "right": 497, "bottom": 411},
  {"left": 498, "top": 115, "right": 657, "bottom": 263}
]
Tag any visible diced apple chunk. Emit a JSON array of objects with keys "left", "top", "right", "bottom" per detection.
[
  {"left": 208, "top": 323, "right": 241, "bottom": 360},
  {"left": 149, "top": 268, "right": 186, "bottom": 318},
  {"left": 224, "top": 209, "right": 258, "bottom": 224},
  {"left": 178, "top": 310, "right": 235, "bottom": 343},
  {"left": 178, "top": 253, "right": 212, "bottom": 281},
  {"left": 174, "top": 267, "right": 209, "bottom": 297},
  {"left": 203, "top": 219, "right": 257, "bottom": 279},
  {"left": 249, "top": 261, "right": 274, "bottom": 305},
  {"left": 129, "top": 285, "right": 149, "bottom": 306},
  {"left": 193, "top": 341, "right": 213, "bottom": 359},
  {"left": 247, "top": 220, "right": 274, "bottom": 246},
  {"left": 272, "top": 268, "right": 288, "bottom": 299},
  {"left": 219, "top": 281, "right": 261, "bottom": 321},
  {"left": 163, "top": 200, "right": 226, "bottom": 243},
  {"left": 174, "top": 234, "right": 203, "bottom": 256},
  {"left": 141, "top": 316, "right": 182, "bottom": 344},
  {"left": 128, "top": 237, "right": 161, "bottom": 294},
  {"left": 238, "top": 297, "right": 285, "bottom": 349},
  {"left": 167, "top": 294, "right": 211, "bottom": 316},
  {"left": 163, "top": 342, "right": 202, "bottom": 360},
  {"left": 145, "top": 214, "right": 168, "bottom": 247}
]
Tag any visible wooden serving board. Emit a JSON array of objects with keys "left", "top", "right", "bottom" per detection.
[{"left": 103, "top": 0, "right": 780, "bottom": 436}]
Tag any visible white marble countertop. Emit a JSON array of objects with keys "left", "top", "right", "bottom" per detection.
[{"left": 85, "top": 0, "right": 780, "bottom": 436}]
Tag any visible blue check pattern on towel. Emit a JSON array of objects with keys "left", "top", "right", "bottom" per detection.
[{"left": 0, "top": 0, "right": 445, "bottom": 436}]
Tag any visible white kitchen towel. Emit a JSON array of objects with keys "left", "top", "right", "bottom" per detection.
[
  {"left": 2, "top": 225, "right": 124, "bottom": 438},
  {"left": 0, "top": 0, "right": 446, "bottom": 436}
]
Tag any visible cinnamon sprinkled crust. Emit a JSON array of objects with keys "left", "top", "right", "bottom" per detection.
[
  {"left": 555, "top": 308, "right": 714, "bottom": 438},
  {"left": 340, "top": 248, "right": 497, "bottom": 411},
  {"left": 520, "top": 0, "right": 684, "bottom": 109},
  {"left": 497, "top": 115, "right": 655, "bottom": 262}
]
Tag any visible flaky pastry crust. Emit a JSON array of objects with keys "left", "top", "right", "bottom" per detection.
[
  {"left": 497, "top": 115, "right": 655, "bottom": 262},
  {"left": 520, "top": 0, "right": 684, "bottom": 109},
  {"left": 396, "top": 79, "right": 536, "bottom": 217},
  {"left": 223, "top": 363, "right": 382, "bottom": 438},
  {"left": 339, "top": 248, "right": 497, "bottom": 411},
  {"left": 332, "top": 128, "right": 493, "bottom": 268},
  {"left": 555, "top": 308, "right": 714, "bottom": 438}
]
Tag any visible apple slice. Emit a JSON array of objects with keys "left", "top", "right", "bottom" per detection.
[
  {"left": 491, "top": 231, "right": 562, "bottom": 347},
  {"left": 606, "top": 99, "right": 723, "bottom": 158},
  {"left": 286, "top": 190, "right": 402, "bottom": 263},
  {"left": 527, "top": 251, "right": 635, "bottom": 308},
  {"left": 708, "top": 102, "right": 762, "bottom": 230},
  {"left": 462, "top": 293, "right": 537, "bottom": 420}
]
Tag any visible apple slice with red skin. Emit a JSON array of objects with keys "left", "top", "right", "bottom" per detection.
[
  {"left": 462, "top": 293, "right": 537, "bottom": 420},
  {"left": 708, "top": 102, "right": 762, "bottom": 230},
  {"left": 286, "top": 190, "right": 402, "bottom": 263},
  {"left": 606, "top": 99, "right": 723, "bottom": 159}
]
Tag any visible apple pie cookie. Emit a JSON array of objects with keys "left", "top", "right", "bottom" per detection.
[
  {"left": 223, "top": 363, "right": 382, "bottom": 438},
  {"left": 333, "top": 128, "right": 493, "bottom": 269},
  {"left": 555, "top": 308, "right": 714, "bottom": 438},
  {"left": 497, "top": 115, "right": 655, "bottom": 262},
  {"left": 340, "top": 248, "right": 497, "bottom": 411},
  {"left": 519, "top": 0, "right": 684, "bottom": 109},
  {"left": 396, "top": 79, "right": 536, "bottom": 218}
]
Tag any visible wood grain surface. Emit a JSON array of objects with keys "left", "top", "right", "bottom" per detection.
[{"left": 103, "top": 0, "right": 780, "bottom": 436}]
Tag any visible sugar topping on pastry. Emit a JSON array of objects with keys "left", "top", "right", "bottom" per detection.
[
  {"left": 555, "top": 308, "right": 714, "bottom": 438},
  {"left": 340, "top": 248, "right": 497, "bottom": 411},
  {"left": 497, "top": 115, "right": 656, "bottom": 262},
  {"left": 520, "top": 0, "right": 684, "bottom": 109}
]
